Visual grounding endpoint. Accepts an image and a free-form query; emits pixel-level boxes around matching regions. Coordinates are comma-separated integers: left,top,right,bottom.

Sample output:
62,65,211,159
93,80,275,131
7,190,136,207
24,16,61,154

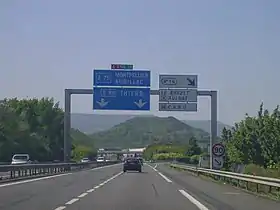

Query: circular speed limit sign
212,143,225,157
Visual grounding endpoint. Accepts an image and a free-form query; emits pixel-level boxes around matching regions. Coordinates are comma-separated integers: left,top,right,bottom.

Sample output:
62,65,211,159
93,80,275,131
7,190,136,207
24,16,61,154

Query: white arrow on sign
96,98,109,108
134,99,147,108
215,158,222,166
213,156,224,169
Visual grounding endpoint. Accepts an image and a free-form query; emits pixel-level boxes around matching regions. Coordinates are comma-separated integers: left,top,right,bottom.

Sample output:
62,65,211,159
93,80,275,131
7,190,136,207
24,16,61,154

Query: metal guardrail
170,164,280,193
0,161,120,183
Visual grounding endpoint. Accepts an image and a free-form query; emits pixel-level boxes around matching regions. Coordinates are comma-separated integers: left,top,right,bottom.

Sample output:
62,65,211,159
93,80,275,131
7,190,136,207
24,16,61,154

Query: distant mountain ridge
89,116,210,148
182,120,232,136
71,113,231,136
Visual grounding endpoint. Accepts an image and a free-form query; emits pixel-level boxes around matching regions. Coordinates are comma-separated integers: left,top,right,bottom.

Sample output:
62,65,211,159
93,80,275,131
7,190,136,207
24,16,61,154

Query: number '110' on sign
212,143,225,157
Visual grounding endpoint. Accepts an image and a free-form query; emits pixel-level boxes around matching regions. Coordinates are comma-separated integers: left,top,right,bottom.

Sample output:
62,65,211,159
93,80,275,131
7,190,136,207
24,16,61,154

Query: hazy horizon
1,0,279,125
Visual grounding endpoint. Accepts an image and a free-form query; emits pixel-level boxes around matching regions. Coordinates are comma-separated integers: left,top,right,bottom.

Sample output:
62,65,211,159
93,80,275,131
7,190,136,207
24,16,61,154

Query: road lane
0,164,122,210
1,162,278,210
156,163,280,210
64,164,202,210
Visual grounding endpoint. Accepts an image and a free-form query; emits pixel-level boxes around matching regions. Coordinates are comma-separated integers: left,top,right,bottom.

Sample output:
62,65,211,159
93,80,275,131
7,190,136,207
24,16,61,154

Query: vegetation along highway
1,1,280,209
0,96,280,209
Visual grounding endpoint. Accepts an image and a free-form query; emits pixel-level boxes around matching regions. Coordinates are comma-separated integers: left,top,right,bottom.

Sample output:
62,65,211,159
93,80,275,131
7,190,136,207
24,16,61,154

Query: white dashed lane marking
86,189,95,193
54,206,66,210
65,198,79,205
146,163,171,182
147,164,208,209
53,171,123,210
78,192,88,198
146,163,210,209
158,172,173,183
178,189,209,210
54,163,210,210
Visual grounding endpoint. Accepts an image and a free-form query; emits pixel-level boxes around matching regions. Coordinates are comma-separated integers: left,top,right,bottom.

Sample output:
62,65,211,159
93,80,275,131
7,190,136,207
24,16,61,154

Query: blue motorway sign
93,70,150,87
93,87,150,111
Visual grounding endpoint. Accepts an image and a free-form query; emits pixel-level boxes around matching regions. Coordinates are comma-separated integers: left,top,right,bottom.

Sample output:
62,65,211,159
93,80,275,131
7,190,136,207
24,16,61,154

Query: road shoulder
156,163,280,210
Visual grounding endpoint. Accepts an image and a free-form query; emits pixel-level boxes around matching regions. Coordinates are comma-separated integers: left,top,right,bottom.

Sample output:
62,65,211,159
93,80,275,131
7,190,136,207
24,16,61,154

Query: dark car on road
123,158,142,173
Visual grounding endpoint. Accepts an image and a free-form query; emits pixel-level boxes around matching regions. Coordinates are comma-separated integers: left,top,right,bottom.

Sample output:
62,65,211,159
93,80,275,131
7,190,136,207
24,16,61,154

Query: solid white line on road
0,173,72,188
53,171,123,210
54,206,66,210
178,189,209,210
65,198,79,205
224,192,240,195
0,163,120,188
158,172,173,183
78,192,88,198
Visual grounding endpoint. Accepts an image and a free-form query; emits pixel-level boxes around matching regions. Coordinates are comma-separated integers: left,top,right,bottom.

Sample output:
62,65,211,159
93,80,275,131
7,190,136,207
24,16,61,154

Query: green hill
90,116,210,148
70,128,95,148
70,128,96,160
182,120,232,135
71,113,231,136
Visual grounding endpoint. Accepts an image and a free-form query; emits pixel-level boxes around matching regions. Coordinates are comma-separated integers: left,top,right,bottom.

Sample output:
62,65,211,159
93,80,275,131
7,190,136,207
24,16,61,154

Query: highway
0,163,279,210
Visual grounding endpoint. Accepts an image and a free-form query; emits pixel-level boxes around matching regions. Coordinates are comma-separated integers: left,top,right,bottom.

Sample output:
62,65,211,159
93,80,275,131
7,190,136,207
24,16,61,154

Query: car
96,157,105,163
11,154,31,165
123,158,142,173
81,158,90,163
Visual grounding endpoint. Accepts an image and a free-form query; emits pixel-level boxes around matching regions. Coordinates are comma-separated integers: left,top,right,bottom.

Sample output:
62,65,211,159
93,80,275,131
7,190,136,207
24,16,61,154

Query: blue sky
1,0,279,125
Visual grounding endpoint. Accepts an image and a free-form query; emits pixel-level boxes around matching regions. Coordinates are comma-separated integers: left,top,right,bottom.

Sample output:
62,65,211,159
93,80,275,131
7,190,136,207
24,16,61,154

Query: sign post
212,143,225,169
63,66,218,168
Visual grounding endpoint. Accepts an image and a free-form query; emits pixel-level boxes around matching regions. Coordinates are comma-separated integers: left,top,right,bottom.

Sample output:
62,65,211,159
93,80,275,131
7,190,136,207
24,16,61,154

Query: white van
81,157,90,163
96,157,105,163
11,154,31,165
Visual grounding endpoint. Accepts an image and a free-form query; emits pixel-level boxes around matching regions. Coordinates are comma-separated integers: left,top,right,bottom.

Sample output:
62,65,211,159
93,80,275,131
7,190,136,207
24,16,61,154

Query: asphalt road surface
0,163,279,210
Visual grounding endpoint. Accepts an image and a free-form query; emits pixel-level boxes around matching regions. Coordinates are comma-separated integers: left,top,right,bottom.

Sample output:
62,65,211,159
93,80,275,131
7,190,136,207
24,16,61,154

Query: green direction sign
111,64,133,70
